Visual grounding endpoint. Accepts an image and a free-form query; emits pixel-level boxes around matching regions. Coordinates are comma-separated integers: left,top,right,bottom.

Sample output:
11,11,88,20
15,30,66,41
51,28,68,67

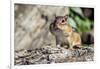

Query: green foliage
69,7,94,33
70,7,84,18
68,17,77,29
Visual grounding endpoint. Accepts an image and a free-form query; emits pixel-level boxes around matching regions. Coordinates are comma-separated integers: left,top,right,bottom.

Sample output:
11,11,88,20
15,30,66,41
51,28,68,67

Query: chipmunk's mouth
58,22,67,25
60,23,66,25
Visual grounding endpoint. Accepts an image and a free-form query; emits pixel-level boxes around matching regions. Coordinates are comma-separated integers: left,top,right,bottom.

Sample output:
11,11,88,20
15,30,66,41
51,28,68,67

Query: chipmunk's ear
64,15,69,20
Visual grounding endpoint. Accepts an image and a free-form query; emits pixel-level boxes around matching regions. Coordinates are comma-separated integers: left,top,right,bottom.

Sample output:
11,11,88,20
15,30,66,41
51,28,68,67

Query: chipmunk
49,15,82,49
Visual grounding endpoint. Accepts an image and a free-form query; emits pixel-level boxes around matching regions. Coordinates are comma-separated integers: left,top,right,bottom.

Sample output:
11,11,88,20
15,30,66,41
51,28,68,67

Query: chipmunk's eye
62,20,65,22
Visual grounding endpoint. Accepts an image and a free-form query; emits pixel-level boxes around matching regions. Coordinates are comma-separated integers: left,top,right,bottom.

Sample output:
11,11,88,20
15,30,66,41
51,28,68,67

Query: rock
15,46,94,65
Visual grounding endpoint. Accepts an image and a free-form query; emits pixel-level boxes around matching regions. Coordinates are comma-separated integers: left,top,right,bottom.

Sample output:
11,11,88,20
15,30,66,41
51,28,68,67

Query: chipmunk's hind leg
73,45,81,49
73,44,82,49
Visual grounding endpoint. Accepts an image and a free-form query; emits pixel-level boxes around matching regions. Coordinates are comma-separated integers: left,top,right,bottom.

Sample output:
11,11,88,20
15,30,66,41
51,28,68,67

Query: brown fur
50,15,82,49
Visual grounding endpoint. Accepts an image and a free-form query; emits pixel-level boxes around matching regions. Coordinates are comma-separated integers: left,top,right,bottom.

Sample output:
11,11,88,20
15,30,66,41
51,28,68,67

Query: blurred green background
68,7,94,33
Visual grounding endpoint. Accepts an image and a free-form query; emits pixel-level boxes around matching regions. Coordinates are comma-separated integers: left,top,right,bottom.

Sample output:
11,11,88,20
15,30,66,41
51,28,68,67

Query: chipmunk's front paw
57,44,61,48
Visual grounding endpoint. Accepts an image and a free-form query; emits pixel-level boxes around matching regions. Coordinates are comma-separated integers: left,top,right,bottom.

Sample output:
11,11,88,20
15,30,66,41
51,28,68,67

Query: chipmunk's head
54,15,70,31
54,15,68,26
